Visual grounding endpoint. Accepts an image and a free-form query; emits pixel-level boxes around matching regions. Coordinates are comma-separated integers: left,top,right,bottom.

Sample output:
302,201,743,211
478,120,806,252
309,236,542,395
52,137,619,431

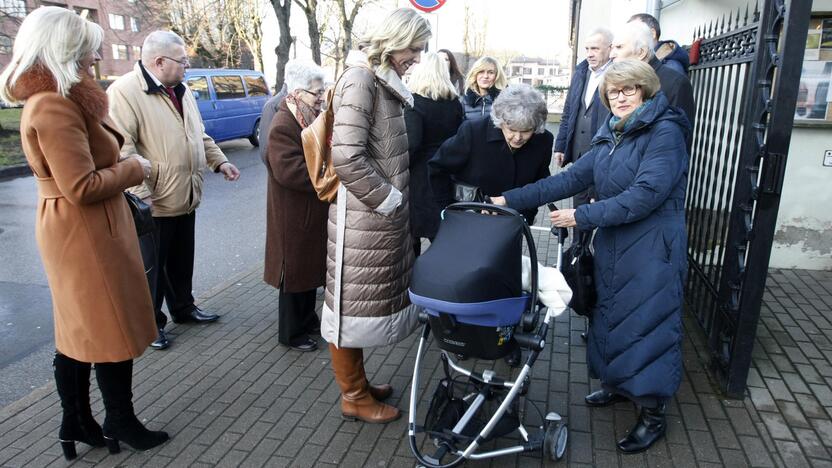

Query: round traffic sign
409,0,446,13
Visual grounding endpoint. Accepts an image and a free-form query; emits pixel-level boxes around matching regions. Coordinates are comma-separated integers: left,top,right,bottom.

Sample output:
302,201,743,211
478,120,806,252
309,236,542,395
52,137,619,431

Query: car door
185,75,215,138
243,74,271,129
210,74,248,141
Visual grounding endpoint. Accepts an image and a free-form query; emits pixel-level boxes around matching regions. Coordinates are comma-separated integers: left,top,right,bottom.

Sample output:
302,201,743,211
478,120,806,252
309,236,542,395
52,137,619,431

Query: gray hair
284,60,325,93
490,84,548,134
588,27,614,46
141,31,186,63
614,22,656,61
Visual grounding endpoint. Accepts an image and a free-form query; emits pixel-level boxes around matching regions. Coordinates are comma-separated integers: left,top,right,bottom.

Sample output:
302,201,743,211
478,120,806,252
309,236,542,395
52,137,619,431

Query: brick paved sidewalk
0,230,831,467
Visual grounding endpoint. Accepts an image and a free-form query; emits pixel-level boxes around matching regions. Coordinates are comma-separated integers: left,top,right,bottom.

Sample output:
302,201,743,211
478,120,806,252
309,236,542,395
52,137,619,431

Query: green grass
0,108,24,168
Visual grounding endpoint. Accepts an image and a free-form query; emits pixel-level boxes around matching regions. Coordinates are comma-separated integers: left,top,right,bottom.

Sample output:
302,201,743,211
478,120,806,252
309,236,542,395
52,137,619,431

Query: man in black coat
611,22,696,135
555,27,613,210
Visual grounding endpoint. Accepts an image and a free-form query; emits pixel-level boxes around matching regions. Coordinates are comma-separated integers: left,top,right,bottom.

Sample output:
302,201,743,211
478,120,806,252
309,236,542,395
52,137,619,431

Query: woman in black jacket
429,84,553,225
461,56,507,119
405,52,464,254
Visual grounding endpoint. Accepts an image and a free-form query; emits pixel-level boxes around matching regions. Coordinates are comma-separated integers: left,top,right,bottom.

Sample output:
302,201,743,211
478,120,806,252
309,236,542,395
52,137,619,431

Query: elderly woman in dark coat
263,60,327,352
491,60,690,454
429,83,553,225
405,52,464,254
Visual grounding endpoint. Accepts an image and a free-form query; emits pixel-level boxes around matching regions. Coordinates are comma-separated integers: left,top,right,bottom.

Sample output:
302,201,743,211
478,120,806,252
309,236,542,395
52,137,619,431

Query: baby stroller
407,202,570,467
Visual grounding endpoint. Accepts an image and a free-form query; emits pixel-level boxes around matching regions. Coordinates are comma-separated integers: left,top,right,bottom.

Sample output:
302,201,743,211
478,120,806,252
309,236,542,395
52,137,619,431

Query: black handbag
123,192,155,237
561,230,597,316
452,181,484,203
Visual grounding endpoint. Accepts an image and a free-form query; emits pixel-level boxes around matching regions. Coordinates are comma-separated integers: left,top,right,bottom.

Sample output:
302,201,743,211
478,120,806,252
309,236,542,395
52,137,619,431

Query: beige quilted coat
321,51,418,348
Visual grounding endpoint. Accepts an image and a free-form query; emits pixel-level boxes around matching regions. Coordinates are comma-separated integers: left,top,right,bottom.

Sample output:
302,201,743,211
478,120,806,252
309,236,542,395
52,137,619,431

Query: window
523,67,532,74
132,46,141,59
796,16,832,121
111,44,128,60
108,13,125,30
0,0,26,17
130,17,140,32
211,76,246,100
187,76,209,100
538,67,545,75
74,7,98,23
244,76,268,96
0,36,11,54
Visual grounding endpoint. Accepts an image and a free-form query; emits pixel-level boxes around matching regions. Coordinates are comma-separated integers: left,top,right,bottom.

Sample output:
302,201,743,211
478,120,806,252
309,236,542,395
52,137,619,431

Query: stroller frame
407,203,569,467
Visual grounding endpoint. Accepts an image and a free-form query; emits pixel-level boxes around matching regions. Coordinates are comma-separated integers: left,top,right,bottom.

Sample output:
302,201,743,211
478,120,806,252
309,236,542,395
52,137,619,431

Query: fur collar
345,50,414,107
9,65,109,120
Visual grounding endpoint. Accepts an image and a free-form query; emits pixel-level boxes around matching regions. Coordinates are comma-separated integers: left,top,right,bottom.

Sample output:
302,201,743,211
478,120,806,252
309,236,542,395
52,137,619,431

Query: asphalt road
0,139,267,408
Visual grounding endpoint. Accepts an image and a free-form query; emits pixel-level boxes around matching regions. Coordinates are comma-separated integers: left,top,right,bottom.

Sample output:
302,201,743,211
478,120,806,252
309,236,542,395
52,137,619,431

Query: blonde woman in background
322,7,431,424
462,56,507,119
0,7,167,459
404,52,464,255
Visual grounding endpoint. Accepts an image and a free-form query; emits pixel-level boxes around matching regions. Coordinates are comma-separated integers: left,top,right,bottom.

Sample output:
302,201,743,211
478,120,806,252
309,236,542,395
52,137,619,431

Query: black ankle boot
54,353,105,460
584,388,627,407
95,360,169,453
617,403,666,454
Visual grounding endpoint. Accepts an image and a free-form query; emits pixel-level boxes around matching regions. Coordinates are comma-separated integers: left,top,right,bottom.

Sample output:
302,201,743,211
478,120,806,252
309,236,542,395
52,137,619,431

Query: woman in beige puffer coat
321,8,431,424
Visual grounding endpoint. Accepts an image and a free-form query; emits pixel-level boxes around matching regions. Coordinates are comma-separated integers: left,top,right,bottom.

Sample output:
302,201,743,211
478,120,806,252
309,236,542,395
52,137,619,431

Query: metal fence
684,0,810,398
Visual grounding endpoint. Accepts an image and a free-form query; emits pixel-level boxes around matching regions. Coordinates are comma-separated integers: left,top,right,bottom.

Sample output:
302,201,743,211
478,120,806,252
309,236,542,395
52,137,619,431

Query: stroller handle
445,202,522,218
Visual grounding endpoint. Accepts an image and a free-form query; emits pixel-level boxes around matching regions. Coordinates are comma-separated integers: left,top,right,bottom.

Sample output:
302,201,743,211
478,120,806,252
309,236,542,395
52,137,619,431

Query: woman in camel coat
0,6,167,459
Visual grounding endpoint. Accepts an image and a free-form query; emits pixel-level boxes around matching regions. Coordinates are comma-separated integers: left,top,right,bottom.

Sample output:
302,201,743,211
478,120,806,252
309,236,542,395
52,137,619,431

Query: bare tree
461,2,487,71
270,0,292,90
293,0,321,65
226,0,266,71
166,0,241,67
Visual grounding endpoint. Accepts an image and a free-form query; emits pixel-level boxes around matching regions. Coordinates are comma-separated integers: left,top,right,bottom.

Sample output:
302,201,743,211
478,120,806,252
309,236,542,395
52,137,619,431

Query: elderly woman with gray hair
263,60,327,353
429,83,553,225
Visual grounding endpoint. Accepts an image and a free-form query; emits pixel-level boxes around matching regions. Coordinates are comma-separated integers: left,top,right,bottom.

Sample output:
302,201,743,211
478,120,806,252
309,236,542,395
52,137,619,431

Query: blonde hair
464,56,507,95
0,7,103,103
407,52,458,100
359,8,432,74
598,59,661,110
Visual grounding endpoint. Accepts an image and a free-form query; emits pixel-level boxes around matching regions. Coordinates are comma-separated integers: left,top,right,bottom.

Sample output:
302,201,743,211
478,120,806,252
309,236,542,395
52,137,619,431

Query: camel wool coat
321,51,418,348
12,67,157,363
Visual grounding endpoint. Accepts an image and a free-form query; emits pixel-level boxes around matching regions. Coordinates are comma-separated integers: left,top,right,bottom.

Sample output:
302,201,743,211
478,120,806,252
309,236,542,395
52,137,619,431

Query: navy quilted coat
503,92,689,399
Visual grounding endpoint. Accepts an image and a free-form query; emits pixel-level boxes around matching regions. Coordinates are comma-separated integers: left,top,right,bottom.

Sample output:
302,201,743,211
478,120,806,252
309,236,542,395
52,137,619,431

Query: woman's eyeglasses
301,89,325,98
606,85,640,100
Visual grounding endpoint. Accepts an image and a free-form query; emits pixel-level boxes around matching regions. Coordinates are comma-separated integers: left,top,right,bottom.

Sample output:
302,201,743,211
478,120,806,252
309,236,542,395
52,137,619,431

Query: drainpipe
646,0,661,20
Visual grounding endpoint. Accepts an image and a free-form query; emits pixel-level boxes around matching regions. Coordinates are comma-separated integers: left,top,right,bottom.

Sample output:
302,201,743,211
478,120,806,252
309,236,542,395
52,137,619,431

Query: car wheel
248,119,260,147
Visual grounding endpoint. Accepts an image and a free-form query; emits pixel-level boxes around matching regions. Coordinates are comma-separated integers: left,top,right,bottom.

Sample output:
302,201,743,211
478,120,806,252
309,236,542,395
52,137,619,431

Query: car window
211,75,246,100
186,76,208,99
244,76,269,97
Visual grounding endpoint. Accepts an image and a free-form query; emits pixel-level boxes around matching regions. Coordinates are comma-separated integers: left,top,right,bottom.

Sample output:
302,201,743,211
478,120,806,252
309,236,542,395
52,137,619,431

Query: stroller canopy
410,209,524,304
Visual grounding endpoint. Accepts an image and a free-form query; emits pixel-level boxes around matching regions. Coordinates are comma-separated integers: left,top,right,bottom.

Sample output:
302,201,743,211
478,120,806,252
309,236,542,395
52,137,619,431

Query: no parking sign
409,0,446,13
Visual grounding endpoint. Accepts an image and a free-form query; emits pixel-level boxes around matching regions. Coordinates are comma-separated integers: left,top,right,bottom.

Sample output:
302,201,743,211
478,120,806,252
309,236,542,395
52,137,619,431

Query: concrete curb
0,164,30,181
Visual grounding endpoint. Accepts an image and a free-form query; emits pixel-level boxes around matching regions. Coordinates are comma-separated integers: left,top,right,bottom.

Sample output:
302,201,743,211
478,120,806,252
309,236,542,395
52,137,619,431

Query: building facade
1,0,163,78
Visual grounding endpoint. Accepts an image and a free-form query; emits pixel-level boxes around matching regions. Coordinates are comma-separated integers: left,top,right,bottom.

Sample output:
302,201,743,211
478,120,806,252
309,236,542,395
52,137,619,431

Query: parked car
184,69,271,146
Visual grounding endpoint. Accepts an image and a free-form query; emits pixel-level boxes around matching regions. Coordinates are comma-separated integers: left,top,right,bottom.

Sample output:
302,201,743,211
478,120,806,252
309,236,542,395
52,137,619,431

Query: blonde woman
0,7,167,459
462,56,507,119
323,7,431,424
404,52,464,254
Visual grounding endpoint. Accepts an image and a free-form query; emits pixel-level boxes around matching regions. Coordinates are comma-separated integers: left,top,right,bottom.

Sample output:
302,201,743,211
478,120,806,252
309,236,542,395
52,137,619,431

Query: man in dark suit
554,28,613,211
611,22,696,134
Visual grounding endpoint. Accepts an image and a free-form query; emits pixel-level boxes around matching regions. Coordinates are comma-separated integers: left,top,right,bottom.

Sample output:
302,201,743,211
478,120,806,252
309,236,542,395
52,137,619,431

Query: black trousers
278,288,320,345
153,212,196,328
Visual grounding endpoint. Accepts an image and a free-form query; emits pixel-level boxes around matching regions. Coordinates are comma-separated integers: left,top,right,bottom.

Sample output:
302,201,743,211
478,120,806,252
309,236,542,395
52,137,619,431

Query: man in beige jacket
108,31,240,350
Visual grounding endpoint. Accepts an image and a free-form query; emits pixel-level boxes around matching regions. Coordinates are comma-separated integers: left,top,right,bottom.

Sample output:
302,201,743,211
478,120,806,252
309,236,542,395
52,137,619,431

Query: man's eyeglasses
161,56,190,66
606,85,640,100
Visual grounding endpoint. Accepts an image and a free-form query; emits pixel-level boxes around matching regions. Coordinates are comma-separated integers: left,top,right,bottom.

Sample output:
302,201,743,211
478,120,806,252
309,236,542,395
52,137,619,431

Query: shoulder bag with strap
301,66,377,203
561,229,597,316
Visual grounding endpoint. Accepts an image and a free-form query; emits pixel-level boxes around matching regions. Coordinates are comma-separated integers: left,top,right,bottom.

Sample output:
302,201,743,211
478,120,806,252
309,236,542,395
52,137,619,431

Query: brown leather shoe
368,383,393,402
329,344,400,423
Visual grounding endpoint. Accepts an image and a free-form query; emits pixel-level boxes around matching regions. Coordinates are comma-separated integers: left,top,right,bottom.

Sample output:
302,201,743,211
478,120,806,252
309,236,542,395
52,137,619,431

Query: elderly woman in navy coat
491,60,690,454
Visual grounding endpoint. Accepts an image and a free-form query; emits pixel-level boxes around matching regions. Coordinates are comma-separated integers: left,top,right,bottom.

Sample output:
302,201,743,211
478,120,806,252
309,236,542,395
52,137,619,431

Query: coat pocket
103,198,118,237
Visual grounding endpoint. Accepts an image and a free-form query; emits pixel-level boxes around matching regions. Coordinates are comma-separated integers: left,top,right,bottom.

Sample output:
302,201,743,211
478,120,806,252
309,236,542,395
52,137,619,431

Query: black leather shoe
149,329,170,350
585,389,627,407
617,403,666,454
288,336,318,352
171,307,219,324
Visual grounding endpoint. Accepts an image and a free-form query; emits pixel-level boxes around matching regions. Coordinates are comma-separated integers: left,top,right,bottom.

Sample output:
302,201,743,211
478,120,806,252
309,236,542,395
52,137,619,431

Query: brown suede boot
357,349,393,402
329,344,400,423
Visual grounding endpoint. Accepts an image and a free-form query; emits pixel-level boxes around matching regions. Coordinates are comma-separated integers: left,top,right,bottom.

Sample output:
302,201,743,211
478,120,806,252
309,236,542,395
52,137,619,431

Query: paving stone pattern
0,231,830,467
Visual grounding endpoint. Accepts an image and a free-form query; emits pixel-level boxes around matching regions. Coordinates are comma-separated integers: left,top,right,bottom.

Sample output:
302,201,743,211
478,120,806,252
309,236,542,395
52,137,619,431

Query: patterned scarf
608,98,653,143
284,92,319,129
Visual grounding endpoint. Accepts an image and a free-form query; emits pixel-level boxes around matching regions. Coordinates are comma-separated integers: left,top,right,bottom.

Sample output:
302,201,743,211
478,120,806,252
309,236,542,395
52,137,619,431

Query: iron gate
684,0,811,398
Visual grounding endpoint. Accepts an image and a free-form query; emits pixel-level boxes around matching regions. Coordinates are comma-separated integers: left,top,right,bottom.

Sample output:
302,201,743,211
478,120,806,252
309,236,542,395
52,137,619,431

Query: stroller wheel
544,422,568,461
